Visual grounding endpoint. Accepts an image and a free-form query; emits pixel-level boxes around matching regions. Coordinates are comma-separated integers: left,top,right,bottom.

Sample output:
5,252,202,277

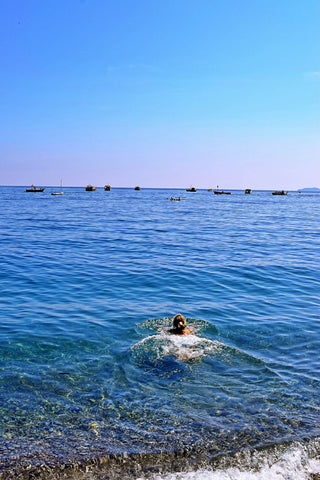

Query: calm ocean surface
0,186,320,479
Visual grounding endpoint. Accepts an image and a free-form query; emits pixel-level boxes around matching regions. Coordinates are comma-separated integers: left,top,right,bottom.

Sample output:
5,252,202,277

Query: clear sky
1,0,319,189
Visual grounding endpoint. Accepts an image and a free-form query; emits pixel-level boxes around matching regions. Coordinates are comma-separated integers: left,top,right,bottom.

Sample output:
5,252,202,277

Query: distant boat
134,186,141,191
272,190,288,195
213,185,231,195
208,188,213,192
245,189,252,194
25,185,45,192
85,185,97,191
104,184,111,191
186,187,197,192
51,180,64,196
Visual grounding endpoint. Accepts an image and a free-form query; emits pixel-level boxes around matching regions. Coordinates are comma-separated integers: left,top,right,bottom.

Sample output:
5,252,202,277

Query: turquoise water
0,187,320,479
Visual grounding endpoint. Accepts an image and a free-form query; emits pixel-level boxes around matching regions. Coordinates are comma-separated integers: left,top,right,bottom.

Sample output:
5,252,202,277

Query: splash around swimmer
167,314,193,335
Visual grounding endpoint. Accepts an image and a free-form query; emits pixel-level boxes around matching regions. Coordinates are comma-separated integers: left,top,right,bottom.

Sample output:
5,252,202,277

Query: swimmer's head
172,314,187,331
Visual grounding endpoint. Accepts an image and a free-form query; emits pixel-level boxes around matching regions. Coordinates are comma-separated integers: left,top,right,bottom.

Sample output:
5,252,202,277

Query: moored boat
51,180,64,196
25,185,45,192
245,189,252,194
186,187,197,192
272,190,288,195
134,186,141,191
104,184,111,191
85,185,97,191
213,185,231,194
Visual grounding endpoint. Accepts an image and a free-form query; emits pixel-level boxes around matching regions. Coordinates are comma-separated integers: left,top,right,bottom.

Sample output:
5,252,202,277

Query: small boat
85,185,97,191
272,190,288,195
51,180,64,196
134,186,141,191
25,185,45,192
208,188,213,192
186,187,197,192
213,185,231,195
245,189,252,194
104,184,111,191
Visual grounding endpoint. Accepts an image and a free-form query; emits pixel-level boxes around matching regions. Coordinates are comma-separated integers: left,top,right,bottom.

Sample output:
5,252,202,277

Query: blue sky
1,0,319,189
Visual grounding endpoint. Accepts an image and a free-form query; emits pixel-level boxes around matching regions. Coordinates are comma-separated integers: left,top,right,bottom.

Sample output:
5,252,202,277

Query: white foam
137,446,320,480
132,331,223,362
161,334,222,361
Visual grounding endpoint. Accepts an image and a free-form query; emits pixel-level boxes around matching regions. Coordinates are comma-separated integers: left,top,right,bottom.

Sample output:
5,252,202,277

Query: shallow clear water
0,187,319,478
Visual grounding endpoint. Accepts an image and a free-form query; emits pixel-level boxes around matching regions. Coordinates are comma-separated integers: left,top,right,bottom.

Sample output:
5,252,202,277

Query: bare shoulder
184,327,194,335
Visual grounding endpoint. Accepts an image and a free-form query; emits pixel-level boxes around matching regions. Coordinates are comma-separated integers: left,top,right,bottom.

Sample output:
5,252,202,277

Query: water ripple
0,187,320,474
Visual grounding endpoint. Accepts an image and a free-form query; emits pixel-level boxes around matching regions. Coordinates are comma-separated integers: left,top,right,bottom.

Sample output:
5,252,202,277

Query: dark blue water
0,187,320,479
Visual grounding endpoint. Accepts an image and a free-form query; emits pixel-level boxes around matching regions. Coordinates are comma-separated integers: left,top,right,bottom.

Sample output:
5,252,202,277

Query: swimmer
167,314,193,335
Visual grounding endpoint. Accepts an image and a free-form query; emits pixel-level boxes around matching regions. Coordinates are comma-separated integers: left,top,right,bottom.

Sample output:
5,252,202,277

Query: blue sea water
0,186,320,479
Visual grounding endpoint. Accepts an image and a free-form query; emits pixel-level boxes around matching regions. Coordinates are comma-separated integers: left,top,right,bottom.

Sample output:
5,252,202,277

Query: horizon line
1,185,319,191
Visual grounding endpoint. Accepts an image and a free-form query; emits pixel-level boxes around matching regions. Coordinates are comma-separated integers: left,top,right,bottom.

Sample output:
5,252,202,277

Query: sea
0,186,319,480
